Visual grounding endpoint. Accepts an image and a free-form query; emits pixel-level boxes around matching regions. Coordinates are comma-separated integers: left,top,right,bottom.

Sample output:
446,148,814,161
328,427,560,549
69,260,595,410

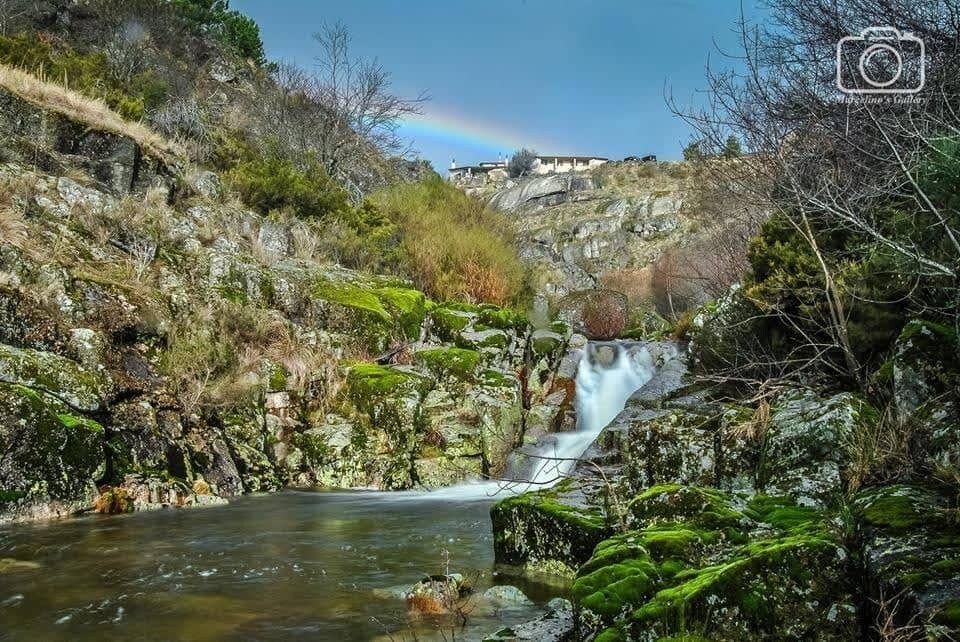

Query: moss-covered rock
0,343,108,411
892,319,959,420
414,347,482,381
854,484,960,639
430,304,477,342
631,531,856,640
491,478,610,582
375,286,428,339
0,383,104,515
760,389,878,507
575,487,855,641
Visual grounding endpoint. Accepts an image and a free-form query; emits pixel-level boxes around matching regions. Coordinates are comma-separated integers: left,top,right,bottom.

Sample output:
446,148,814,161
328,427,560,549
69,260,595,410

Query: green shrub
224,154,350,220
368,176,529,306
172,0,266,64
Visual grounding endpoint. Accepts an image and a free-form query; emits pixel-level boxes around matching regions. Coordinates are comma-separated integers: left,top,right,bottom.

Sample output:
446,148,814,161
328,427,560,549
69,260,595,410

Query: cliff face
482,163,742,321
0,84,571,524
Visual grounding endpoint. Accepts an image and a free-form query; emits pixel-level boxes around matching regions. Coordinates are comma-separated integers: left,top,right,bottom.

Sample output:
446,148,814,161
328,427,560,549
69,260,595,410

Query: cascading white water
384,341,658,502
523,342,655,486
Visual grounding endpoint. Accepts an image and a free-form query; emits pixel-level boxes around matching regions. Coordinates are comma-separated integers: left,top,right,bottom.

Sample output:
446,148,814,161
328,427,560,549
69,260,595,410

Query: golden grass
0,64,182,160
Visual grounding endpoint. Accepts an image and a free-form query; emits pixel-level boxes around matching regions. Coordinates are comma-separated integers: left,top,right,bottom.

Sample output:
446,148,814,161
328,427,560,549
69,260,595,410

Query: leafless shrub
104,24,149,84
129,235,157,281
873,588,926,642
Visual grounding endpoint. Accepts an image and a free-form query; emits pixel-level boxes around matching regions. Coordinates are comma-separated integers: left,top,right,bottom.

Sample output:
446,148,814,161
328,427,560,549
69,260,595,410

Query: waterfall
522,341,656,485
385,341,658,502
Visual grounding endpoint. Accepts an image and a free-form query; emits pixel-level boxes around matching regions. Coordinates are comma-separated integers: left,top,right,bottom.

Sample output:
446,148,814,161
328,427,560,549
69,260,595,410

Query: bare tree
670,0,960,384
508,148,538,177
312,22,427,194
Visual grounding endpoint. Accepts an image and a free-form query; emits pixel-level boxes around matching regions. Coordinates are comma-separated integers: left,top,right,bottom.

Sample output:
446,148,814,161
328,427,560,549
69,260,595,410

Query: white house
448,154,608,183
532,155,608,174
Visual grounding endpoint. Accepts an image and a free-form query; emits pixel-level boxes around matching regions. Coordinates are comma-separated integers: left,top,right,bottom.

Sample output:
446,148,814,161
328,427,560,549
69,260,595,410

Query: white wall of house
532,157,608,174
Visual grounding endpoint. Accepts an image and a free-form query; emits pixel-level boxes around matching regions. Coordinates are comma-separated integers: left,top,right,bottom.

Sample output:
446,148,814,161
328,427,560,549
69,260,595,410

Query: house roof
537,155,609,162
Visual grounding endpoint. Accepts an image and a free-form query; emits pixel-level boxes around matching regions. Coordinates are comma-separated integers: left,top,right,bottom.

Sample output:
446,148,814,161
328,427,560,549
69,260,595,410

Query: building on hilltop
448,154,608,184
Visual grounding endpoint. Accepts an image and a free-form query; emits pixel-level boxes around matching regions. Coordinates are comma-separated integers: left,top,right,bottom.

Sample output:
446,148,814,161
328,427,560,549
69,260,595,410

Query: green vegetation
172,0,266,64
0,33,167,120
224,154,351,220
368,176,529,306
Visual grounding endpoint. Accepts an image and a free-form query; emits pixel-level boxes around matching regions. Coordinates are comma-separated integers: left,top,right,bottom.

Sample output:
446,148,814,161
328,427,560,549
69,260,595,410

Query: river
1,341,662,641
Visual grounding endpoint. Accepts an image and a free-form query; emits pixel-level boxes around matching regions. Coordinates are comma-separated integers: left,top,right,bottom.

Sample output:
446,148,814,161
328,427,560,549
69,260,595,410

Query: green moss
345,363,432,419
857,486,925,530
57,413,104,434
313,280,392,322
935,599,960,626
632,533,842,632
268,365,288,392
0,344,106,412
375,287,428,338
629,485,745,531
595,628,626,642
745,496,822,531
478,369,515,388
477,306,527,331
414,347,482,381
430,306,474,341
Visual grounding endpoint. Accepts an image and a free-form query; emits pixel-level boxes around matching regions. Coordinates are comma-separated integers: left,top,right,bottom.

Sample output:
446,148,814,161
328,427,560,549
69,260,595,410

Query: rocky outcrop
483,165,695,307
0,151,572,522
0,87,173,196
488,174,595,212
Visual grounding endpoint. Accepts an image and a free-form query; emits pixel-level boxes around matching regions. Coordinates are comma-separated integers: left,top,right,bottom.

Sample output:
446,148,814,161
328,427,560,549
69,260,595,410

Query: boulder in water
405,573,471,616
481,585,534,607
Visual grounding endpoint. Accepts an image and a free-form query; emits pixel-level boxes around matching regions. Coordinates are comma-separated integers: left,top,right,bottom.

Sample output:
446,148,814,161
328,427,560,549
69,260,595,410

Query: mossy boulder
311,277,429,351
375,286,429,339
345,364,433,489
414,347,482,381
0,343,108,411
892,319,959,420
760,389,878,507
631,531,856,640
491,479,610,582
576,487,855,641
854,484,960,638
430,304,478,342
627,484,748,533
603,407,720,492
0,383,104,512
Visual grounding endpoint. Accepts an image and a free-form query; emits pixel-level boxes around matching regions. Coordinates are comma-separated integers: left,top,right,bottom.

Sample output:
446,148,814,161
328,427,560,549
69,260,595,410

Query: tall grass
368,176,528,306
0,63,180,159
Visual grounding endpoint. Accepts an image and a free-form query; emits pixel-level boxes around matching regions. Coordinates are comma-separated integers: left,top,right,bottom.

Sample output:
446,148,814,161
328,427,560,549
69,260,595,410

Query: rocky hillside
479,162,756,320
0,78,571,524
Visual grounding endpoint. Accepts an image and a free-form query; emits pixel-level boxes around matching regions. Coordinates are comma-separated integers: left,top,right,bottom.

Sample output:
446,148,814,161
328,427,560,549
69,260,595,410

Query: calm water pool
0,490,555,641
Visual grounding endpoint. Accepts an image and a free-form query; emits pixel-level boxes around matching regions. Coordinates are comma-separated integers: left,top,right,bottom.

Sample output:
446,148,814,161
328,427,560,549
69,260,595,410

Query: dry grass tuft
0,64,182,160
844,403,915,493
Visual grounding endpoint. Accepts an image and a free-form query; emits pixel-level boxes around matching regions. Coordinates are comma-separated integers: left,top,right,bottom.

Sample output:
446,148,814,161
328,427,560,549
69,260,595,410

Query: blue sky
233,0,763,171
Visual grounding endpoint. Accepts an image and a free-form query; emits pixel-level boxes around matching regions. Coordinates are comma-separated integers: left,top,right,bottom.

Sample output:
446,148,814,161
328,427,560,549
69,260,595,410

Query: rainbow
398,106,560,161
